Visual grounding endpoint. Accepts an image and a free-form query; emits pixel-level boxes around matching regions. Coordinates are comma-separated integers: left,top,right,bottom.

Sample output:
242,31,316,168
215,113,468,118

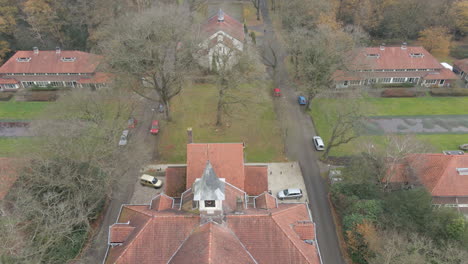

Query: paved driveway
260,1,345,263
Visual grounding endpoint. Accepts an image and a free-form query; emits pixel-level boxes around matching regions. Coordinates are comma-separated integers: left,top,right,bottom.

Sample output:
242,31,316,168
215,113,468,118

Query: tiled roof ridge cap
271,203,304,216
122,204,153,217
224,222,259,264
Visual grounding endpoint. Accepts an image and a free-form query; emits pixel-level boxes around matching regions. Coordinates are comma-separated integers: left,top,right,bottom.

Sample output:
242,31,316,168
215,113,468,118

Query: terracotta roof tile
150,194,174,211
78,72,112,83
165,167,187,197
168,222,256,264
202,13,244,41
109,224,136,244
423,68,458,80
454,59,468,73
186,143,245,190
293,222,316,240
349,46,443,70
254,192,277,209
388,154,468,197
244,165,268,195
0,50,102,74
0,78,19,84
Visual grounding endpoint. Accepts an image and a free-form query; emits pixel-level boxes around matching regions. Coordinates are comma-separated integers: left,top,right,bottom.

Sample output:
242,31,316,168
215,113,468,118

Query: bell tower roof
193,161,225,201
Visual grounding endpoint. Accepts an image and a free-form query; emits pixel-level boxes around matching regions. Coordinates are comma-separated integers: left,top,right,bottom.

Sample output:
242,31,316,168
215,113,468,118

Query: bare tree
323,100,363,159
250,0,261,20
261,42,279,81
298,25,354,110
211,46,261,126
96,4,197,121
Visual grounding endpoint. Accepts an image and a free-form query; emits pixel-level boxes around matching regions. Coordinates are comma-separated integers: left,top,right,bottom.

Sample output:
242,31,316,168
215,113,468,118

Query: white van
140,174,163,189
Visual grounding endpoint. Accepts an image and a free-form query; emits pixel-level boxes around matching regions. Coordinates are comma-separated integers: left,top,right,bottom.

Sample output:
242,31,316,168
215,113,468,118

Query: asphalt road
80,97,160,263
260,1,346,263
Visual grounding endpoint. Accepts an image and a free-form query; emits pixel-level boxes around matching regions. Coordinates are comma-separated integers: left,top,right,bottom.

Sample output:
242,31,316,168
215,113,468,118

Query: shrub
0,92,14,101
25,91,59,101
430,88,468,96
381,89,417,97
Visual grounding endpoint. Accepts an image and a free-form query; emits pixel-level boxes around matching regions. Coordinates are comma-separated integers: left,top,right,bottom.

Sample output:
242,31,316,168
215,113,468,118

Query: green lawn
0,137,41,157
0,101,50,120
158,82,285,163
311,97,468,156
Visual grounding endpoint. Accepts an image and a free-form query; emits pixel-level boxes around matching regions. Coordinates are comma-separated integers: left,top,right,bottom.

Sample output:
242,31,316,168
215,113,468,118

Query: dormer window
366,54,380,58
410,53,423,58
61,57,76,62
16,57,31,62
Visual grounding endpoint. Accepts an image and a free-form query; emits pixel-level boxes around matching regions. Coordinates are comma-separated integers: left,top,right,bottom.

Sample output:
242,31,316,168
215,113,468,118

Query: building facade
198,9,245,70
453,58,468,84
0,47,110,91
334,44,458,88
104,143,322,264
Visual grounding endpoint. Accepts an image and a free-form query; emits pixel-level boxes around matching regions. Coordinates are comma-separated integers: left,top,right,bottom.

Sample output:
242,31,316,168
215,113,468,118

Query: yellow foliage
452,0,468,35
0,0,18,34
418,26,451,57
317,12,342,30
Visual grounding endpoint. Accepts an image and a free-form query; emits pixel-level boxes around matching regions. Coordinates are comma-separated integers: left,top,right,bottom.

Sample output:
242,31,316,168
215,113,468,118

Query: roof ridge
224,223,258,264
271,204,316,263
122,204,153,217
271,203,304,216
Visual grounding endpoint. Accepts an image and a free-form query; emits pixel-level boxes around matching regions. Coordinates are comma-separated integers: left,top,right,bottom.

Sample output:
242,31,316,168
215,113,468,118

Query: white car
313,136,324,151
277,188,303,200
118,130,129,146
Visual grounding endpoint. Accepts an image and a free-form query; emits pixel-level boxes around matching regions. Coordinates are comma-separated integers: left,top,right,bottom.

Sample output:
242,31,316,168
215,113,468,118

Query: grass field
311,97,468,156
0,137,41,157
0,101,50,120
158,82,285,163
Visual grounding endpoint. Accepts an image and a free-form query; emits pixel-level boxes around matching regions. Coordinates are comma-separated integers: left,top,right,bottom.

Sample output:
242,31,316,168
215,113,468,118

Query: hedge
430,88,468,97
381,88,417,97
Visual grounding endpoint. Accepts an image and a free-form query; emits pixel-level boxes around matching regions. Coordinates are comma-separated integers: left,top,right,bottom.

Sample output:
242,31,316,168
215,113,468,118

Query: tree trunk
256,0,261,20
216,88,224,126
164,100,171,121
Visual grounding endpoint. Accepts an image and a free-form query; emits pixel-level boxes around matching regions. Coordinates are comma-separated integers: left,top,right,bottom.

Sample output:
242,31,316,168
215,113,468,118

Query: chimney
33,47,39,55
217,8,224,22
380,43,385,51
401,42,407,50
56,46,61,54
187,127,193,144
235,196,244,214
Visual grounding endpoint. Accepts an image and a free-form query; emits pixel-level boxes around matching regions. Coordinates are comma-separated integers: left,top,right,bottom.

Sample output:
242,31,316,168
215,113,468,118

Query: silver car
277,188,303,200
118,130,129,146
313,136,325,151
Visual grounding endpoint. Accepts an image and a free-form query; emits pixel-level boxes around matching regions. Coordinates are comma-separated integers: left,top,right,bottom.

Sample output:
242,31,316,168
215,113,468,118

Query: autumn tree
450,0,468,36
0,0,17,35
418,26,451,57
250,0,261,20
96,4,197,121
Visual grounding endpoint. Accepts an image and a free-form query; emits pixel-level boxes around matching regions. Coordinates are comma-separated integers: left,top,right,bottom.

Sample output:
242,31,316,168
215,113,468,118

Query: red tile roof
244,165,268,195
109,224,136,244
164,167,187,197
78,72,112,83
0,50,102,74
348,46,443,70
168,222,256,264
454,59,468,73
293,222,316,240
105,203,320,264
0,78,19,84
150,194,173,211
202,12,245,42
0,158,20,200
186,143,245,190
254,192,277,209
423,68,458,80
388,154,468,197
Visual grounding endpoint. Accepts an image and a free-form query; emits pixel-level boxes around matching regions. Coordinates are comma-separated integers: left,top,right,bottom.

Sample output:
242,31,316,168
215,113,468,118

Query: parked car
277,188,303,200
118,130,129,146
140,174,163,189
128,117,137,129
460,144,468,151
298,96,307,105
150,120,159,134
273,88,281,97
313,136,324,151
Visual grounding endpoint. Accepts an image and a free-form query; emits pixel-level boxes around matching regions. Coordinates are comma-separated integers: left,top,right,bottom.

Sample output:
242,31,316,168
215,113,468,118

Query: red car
273,88,281,97
127,117,137,129
150,120,159,134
